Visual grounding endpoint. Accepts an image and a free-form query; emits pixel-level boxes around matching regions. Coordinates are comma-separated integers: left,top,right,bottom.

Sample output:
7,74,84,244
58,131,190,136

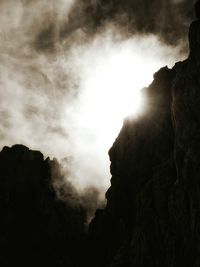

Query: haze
0,0,192,196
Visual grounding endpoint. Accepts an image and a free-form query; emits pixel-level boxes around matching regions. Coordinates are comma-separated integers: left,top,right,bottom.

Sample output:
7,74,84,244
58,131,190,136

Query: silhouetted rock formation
0,145,85,267
84,4,200,267
195,0,200,19
1,3,200,267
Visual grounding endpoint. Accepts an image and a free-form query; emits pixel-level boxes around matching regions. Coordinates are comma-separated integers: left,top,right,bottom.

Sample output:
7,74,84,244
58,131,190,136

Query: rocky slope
0,145,86,267
85,3,200,267
1,2,200,267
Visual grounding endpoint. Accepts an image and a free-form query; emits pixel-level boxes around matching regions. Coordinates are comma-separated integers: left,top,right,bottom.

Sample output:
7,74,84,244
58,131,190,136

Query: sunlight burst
62,34,180,189
76,46,159,149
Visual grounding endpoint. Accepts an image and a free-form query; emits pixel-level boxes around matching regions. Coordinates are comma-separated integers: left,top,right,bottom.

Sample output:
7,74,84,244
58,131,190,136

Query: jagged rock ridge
85,2,200,267
0,145,86,267
1,2,200,267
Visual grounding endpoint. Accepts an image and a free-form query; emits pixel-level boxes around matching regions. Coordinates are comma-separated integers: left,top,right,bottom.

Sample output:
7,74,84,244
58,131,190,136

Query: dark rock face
85,12,200,267
0,145,85,267
85,66,177,267
1,4,200,267
195,0,200,19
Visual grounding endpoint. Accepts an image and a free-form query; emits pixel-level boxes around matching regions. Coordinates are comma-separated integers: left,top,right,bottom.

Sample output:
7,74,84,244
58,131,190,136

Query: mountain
0,145,86,267
84,3,200,267
1,2,200,267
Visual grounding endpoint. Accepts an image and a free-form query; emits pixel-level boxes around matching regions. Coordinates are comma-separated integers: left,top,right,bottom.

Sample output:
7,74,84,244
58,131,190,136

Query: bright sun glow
78,50,147,148
62,33,180,190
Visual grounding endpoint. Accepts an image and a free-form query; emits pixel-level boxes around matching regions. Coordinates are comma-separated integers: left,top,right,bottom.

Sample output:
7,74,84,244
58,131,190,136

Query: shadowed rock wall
85,4,200,267
1,3,200,267
0,145,85,267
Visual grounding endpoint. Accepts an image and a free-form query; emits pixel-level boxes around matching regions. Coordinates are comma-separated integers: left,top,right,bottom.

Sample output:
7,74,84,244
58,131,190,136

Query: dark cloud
85,0,196,44
32,0,196,54
35,23,57,52
0,0,195,200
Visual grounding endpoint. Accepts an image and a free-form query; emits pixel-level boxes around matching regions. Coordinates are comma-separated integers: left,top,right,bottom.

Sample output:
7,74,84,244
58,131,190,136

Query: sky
0,0,196,199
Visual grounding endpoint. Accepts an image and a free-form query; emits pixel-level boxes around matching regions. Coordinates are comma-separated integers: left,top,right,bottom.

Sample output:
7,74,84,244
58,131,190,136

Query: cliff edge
85,3,200,267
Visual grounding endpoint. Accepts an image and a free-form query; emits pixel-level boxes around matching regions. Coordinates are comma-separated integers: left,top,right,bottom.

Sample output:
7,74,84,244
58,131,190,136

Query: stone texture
84,14,200,267
1,4,200,267
195,0,200,19
0,145,85,267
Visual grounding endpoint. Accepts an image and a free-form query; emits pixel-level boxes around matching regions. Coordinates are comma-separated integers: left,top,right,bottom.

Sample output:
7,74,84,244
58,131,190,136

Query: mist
0,0,192,200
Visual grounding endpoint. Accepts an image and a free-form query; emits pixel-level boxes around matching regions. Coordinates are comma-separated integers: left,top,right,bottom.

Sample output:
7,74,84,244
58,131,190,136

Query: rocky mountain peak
85,2,200,266
1,2,200,267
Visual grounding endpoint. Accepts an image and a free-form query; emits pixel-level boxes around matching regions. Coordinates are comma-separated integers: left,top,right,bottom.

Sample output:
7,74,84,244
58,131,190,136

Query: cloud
83,0,196,46
0,0,192,204
50,157,106,221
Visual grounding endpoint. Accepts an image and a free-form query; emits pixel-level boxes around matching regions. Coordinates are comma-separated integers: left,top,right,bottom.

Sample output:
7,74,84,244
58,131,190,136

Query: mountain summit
1,2,200,267
85,3,200,266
